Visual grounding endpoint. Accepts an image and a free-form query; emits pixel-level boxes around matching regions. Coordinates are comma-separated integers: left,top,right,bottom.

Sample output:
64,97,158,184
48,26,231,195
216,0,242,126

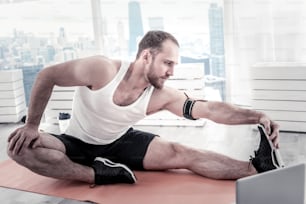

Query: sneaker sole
258,124,285,168
94,157,137,183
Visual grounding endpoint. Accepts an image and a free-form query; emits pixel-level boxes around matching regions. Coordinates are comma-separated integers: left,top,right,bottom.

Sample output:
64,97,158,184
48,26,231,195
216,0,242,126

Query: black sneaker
92,157,136,185
250,125,284,173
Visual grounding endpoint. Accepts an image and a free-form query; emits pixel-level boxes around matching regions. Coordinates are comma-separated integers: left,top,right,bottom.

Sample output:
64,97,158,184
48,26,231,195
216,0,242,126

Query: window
223,0,306,105
0,0,226,105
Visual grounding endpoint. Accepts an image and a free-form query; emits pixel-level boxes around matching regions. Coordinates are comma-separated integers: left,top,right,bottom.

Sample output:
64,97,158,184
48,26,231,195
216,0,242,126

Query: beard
147,63,165,89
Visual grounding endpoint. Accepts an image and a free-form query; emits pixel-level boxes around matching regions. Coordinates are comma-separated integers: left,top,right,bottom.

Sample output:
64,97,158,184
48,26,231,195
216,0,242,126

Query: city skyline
0,0,225,104
0,0,221,63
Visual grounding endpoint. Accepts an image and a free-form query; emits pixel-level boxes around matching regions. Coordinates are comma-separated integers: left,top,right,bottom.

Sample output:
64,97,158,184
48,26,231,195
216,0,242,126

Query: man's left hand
259,116,280,148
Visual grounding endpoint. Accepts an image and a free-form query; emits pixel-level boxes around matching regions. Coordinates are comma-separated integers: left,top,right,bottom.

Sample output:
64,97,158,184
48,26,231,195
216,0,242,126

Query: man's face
146,40,179,89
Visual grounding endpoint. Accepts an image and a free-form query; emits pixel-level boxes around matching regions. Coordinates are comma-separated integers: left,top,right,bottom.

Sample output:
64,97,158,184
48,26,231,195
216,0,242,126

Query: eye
165,61,173,66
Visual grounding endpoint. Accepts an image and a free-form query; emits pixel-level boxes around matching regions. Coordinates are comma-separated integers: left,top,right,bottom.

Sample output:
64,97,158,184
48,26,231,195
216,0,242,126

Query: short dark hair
136,30,179,59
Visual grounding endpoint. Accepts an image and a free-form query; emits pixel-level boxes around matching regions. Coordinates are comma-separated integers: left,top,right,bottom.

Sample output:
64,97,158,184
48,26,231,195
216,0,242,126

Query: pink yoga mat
0,160,235,204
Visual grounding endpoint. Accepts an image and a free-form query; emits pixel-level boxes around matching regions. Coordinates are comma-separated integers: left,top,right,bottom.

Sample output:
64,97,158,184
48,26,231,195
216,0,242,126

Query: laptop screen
236,163,306,204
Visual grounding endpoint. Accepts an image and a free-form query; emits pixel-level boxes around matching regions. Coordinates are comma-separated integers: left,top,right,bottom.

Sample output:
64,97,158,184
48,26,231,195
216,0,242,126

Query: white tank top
65,61,154,144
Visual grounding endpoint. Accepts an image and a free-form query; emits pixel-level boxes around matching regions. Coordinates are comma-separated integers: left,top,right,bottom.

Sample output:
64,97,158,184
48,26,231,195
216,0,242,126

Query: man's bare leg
143,137,257,179
7,133,95,183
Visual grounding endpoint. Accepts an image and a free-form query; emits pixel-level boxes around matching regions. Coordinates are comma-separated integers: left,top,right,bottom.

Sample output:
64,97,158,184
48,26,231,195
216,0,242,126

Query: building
128,1,143,57
208,3,226,100
208,3,225,77
17,64,44,106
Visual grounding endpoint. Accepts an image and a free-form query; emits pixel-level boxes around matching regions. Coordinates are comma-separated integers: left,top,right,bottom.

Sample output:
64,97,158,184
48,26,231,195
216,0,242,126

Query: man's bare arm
161,88,280,147
192,100,280,147
8,56,116,154
192,101,263,125
26,57,99,124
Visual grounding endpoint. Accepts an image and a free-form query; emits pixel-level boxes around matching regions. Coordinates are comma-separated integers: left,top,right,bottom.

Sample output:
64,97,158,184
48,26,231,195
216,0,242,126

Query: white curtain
224,0,306,105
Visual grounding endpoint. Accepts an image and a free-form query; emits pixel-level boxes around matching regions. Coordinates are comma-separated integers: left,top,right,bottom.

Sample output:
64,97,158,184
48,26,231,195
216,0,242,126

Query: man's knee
7,144,17,160
166,142,192,164
170,142,190,156
7,145,35,167
7,147,13,160
7,145,65,169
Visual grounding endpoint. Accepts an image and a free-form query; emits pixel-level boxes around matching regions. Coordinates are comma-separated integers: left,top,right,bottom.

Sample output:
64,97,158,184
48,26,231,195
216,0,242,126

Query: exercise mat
0,160,235,204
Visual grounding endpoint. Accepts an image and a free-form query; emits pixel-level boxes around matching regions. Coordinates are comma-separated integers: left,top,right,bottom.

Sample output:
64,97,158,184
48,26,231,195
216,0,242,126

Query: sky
0,0,93,38
0,0,215,41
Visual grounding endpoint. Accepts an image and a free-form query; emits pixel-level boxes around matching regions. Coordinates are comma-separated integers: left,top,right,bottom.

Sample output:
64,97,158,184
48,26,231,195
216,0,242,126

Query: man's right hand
8,125,42,155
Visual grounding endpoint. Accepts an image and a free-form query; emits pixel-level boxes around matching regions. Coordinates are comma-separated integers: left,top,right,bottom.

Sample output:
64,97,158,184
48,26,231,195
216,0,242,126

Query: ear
142,50,151,63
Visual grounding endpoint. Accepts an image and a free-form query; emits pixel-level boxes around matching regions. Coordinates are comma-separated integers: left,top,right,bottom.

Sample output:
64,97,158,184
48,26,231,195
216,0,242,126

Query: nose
167,66,174,76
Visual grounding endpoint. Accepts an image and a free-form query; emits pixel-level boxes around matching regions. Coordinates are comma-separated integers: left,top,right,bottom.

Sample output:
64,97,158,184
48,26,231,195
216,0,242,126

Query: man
8,30,280,185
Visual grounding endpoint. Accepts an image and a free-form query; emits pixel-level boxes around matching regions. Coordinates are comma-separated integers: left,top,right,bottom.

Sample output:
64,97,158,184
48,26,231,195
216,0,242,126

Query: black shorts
52,128,156,170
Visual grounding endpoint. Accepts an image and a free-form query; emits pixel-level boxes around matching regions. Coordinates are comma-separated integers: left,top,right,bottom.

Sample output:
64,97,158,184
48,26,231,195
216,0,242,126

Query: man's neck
124,61,150,91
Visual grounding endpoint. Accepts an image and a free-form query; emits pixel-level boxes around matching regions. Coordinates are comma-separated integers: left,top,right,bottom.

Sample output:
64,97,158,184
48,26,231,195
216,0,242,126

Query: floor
0,121,306,203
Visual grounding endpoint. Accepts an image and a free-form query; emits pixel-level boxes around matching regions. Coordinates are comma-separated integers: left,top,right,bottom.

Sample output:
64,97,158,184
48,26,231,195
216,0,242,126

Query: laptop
236,163,306,204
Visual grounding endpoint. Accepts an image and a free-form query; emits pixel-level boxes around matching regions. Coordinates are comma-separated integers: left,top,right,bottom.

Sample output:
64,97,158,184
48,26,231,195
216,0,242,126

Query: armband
182,93,207,120
183,97,197,120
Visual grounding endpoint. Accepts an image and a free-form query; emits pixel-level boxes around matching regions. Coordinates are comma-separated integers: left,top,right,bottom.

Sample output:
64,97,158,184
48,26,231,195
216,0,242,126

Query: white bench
43,86,75,125
0,70,26,123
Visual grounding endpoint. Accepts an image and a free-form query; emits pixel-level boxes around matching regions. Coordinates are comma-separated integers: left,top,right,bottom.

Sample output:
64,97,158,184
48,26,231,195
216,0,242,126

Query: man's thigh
39,132,66,153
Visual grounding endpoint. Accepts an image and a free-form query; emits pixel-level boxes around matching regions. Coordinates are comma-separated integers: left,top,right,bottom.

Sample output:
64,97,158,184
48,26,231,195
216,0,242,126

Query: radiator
251,63,306,132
